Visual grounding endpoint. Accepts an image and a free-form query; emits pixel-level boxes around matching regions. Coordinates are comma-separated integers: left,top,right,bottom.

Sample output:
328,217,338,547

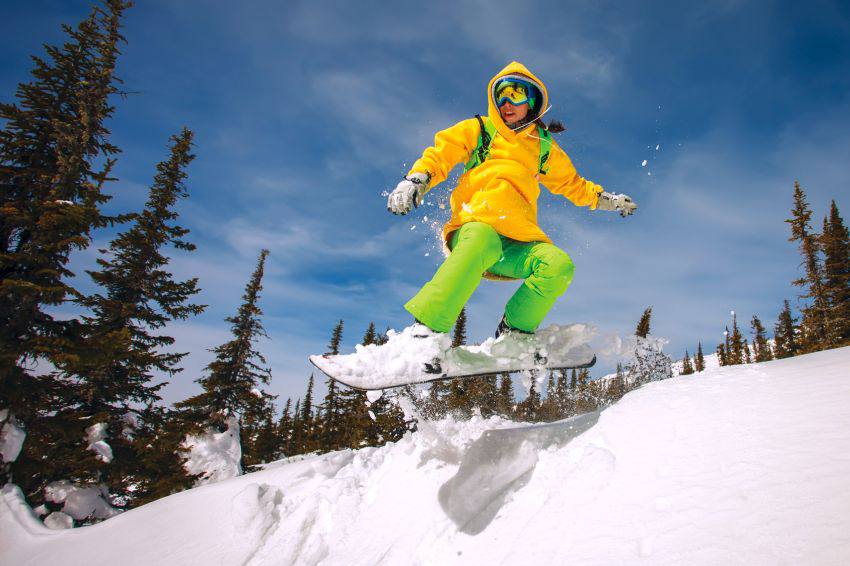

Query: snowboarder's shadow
438,410,601,535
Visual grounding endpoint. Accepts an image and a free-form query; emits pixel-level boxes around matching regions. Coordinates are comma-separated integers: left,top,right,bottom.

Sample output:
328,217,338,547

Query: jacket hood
487,61,549,139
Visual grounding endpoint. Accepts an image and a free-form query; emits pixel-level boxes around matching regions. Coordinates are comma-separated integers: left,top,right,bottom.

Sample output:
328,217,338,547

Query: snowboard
309,323,597,391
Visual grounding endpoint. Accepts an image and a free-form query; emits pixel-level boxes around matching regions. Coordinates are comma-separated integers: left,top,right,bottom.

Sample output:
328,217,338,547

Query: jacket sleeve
407,118,480,188
541,142,603,209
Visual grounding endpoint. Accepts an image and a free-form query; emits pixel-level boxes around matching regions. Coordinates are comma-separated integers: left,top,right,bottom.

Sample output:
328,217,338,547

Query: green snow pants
404,222,575,334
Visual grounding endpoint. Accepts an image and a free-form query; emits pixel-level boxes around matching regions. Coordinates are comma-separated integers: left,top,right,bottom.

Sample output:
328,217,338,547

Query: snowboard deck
309,343,597,391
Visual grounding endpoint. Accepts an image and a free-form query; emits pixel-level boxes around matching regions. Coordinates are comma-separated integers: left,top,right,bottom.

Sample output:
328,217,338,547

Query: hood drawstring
519,104,555,142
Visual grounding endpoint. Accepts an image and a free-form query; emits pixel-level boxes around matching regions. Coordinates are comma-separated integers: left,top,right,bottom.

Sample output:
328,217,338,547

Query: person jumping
387,61,636,340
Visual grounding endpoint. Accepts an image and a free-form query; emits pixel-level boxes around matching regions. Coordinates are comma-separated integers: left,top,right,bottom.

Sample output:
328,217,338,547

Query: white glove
387,172,430,215
596,191,637,217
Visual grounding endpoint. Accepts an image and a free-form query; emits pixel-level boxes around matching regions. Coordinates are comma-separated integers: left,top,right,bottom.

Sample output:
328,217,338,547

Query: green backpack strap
464,115,496,173
463,116,552,176
537,124,552,176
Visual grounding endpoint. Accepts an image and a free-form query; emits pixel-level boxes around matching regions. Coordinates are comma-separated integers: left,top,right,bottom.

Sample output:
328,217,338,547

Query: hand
387,172,430,215
596,191,637,217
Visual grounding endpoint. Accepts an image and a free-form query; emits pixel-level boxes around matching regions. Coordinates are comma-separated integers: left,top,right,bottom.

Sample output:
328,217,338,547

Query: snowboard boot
413,319,446,374
495,315,547,365
495,314,533,339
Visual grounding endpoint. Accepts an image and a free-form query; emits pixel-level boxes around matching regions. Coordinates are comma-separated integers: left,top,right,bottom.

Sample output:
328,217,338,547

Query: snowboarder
387,61,636,339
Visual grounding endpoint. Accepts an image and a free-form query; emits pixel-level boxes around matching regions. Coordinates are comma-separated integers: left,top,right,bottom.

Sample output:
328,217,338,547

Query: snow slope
3,347,850,565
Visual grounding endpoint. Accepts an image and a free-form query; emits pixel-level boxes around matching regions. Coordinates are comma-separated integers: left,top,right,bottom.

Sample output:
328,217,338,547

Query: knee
455,222,502,264
534,246,575,292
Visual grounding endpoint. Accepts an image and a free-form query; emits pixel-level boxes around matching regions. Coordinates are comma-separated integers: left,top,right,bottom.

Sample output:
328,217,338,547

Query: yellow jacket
408,61,603,246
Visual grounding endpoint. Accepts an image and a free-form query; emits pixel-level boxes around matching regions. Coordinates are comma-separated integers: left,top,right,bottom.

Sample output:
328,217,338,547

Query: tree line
676,182,849,373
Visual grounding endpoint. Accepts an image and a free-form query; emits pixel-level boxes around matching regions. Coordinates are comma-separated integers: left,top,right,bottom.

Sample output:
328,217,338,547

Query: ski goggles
494,78,536,108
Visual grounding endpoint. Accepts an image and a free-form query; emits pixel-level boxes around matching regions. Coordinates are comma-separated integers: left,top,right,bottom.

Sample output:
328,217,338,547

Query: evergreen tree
716,342,727,367
821,201,850,346
538,371,559,421
680,351,694,375
575,369,598,414
751,315,773,362
773,300,799,359
278,398,292,455
497,374,515,417
336,324,377,449
694,342,706,372
743,338,752,364
446,308,469,415
728,313,745,365
0,0,130,488
606,363,626,402
327,320,344,355
289,399,303,454
176,250,274,435
786,181,829,350
555,370,569,418
517,380,541,422
635,307,652,338
300,374,315,452
318,320,343,451
130,405,200,507
52,129,203,505
241,400,280,468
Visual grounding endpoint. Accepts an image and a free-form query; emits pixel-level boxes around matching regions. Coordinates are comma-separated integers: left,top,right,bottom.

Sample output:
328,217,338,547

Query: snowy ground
3,347,850,565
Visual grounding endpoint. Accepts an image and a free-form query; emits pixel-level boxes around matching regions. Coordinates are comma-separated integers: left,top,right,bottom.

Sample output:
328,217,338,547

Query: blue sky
3,0,849,407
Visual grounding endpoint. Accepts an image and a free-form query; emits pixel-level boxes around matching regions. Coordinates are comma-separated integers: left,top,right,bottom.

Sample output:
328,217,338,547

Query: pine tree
751,315,773,362
773,300,799,359
680,351,694,375
445,308,469,415
176,250,274,436
555,370,569,418
575,369,598,414
728,313,745,365
51,129,203,505
278,398,293,456
821,201,850,346
130,405,200,507
694,342,706,372
300,374,315,453
517,380,541,422
318,320,343,451
716,342,727,367
786,181,829,351
289,399,303,454
336,324,377,449
538,371,559,421
327,320,344,355
606,363,626,402
0,0,131,489
241,399,280,468
635,307,652,338
497,374,515,417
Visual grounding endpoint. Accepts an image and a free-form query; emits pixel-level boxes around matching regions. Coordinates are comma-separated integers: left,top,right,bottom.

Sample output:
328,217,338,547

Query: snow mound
183,416,243,486
0,410,26,463
3,347,850,565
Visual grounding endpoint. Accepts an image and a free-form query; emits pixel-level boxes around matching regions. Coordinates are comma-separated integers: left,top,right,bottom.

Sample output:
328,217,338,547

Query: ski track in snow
3,348,850,565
